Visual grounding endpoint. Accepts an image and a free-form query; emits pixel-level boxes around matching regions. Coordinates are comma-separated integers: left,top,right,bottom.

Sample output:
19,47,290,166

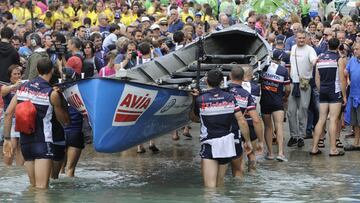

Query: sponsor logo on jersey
113,84,158,126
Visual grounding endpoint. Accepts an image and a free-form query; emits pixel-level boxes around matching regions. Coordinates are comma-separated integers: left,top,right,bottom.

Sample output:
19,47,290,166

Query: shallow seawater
1,124,360,203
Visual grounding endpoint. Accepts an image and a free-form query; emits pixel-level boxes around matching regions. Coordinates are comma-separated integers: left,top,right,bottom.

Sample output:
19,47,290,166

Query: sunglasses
248,22,255,24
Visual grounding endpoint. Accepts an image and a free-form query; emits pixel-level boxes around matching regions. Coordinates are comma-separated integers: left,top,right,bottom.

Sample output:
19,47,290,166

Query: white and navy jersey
16,77,54,144
242,81,261,126
316,51,341,94
260,62,290,106
194,87,241,142
228,83,256,131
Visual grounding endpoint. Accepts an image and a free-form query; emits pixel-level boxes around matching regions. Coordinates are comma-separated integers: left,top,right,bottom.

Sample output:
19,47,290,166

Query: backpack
15,100,37,135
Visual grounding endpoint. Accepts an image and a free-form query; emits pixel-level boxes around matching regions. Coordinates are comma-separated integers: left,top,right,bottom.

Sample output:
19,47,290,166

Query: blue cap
195,12,202,17
115,12,121,19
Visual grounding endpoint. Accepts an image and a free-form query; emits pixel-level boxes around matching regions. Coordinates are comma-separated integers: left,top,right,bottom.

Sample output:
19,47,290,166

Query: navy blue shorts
21,142,54,161
200,144,233,165
260,103,283,114
65,131,84,149
53,144,66,161
319,91,342,103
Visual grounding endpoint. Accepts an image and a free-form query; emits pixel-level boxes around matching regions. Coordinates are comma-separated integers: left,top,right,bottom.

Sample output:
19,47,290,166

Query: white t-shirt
309,0,319,12
290,44,317,83
102,33,118,50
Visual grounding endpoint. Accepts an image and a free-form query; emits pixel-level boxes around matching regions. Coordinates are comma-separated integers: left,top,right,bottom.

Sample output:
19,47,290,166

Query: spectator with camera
116,40,138,70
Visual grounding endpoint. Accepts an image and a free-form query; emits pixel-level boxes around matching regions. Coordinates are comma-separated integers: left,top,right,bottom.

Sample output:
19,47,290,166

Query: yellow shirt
21,7,42,22
104,8,114,23
53,11,70,23
10,7,25,24
121,13,137,26
38,13,55,27
181,12,194,23
86,11,98,25
72,8,84,29
64,7,75,19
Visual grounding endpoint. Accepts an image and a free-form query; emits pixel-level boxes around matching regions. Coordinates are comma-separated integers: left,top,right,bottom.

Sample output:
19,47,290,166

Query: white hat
150,24,160,30
141,16,150,22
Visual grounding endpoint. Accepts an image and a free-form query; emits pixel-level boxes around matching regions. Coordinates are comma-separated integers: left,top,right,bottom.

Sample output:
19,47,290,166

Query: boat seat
159,84,180,89
206,54,255,60
187,63,253,71
172,71,206,78
161,78,193,84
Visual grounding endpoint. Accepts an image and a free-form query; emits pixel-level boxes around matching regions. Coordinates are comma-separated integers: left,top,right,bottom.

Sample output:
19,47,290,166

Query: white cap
150,24,160,30
141,16,150,22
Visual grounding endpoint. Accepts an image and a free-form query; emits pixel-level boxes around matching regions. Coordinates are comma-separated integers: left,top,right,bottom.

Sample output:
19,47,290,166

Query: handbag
295,47,310,90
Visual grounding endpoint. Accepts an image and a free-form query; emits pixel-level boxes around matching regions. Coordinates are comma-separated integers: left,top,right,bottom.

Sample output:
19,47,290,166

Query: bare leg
34,159,52,189
201,159,219,188
231,155,244,178
51,160,64,179
311,103,329,153
216,164,228,187
262,114,274,157
66,147,82,177
137,144,145,153
248,155,256,173
354,126,360,146
24,161,35,187
171,130,179,140
14,138,24,166
329,103,342,154
272,111,285,157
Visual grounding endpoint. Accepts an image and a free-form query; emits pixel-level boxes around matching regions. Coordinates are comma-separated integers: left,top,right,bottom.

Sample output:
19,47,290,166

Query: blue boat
62,79,192,153
60,24,271,153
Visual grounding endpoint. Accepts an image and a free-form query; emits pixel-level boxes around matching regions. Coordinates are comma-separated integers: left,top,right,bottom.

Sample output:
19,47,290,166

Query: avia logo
113,84,158,126
64,85,88,117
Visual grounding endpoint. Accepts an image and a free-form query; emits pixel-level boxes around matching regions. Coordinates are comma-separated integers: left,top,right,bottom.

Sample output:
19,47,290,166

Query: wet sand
1,123,360,202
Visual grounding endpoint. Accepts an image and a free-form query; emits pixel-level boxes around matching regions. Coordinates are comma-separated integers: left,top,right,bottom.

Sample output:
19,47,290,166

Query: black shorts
53,144,66,161
261,103,283,115
21,142,54,161
235,142,243,157
65,131,85,149
200,144,233,165
319,91,342,103
235,126,257,143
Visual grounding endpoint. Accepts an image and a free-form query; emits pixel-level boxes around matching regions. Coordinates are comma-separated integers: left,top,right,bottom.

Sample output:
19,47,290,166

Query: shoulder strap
294,46,301,78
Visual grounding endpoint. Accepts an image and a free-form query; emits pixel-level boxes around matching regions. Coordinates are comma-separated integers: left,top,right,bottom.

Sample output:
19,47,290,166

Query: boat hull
62,78,192,153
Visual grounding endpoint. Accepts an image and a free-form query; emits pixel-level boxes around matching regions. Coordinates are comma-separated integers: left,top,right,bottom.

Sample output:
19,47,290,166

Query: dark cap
275,34,286,44
272,49,284,61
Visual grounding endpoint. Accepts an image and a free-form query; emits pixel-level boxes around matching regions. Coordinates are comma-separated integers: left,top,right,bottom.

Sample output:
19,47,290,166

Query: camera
54,42,67,56
45,11,52,18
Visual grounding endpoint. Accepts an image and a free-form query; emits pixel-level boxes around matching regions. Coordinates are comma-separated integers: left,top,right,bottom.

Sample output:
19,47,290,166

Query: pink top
98,66,116,77
36,2,48,14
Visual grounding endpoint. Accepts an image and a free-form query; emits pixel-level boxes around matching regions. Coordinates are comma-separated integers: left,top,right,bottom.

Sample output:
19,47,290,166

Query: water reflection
1,125,360,202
